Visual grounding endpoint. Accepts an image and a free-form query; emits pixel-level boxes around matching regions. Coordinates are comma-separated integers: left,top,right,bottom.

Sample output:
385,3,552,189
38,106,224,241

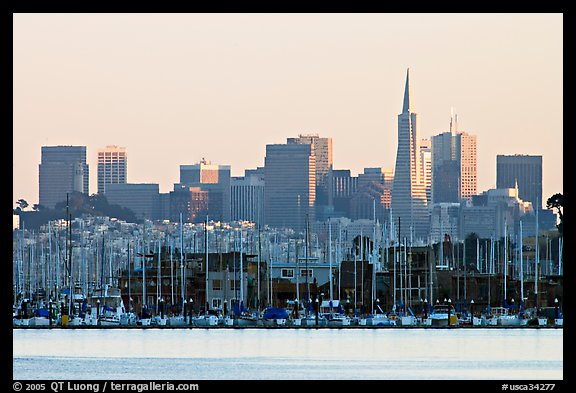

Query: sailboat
193,216,219,327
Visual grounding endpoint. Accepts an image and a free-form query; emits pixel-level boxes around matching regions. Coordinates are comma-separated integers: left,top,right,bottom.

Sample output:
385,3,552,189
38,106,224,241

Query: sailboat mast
305,215,310,309
205,216,209,311
239,223,244,308
535,199,539,308
504,219,507,306
329,221,333,303
519,221,524,311
179,213,184,316
257,226,261,310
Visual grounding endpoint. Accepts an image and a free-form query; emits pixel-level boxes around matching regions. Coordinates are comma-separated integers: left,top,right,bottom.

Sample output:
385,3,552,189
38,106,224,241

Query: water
13,328,562,380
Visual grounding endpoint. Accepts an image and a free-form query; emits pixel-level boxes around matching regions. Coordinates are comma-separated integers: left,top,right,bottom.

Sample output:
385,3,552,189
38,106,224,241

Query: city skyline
13,13,563,208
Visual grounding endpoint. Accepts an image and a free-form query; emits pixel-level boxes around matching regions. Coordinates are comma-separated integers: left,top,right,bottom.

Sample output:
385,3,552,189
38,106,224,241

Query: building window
212,298,222,309
300,269,313,278
281,268,294,278
230,280,240,291
212,279,222,291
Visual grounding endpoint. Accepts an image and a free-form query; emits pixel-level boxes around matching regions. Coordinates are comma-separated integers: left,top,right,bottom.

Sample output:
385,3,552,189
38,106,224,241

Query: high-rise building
97,145,127,194
420,139,432,205
390,69,429,240
104,183,160,220
287,134,333,211
231,171,265,226
264,143,316,232
179,159,231,222
496,155,542,210
431,113,477,204
39,146,89,209
331,169,358,218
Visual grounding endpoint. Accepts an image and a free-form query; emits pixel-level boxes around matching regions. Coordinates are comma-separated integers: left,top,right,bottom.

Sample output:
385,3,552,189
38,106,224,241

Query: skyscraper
431,113,478,204
97,145,127,194
287,134,333,215
496,155,542,210
178,159,231,222
39,146,89,209
390,69,429,240
420,139,432,205
264,143,316,232
231,171,265,226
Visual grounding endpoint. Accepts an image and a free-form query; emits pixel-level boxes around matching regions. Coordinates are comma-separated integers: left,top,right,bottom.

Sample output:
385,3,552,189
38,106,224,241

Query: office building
231,172,265,226
431,113,477,204
179,159,231,222
264,143,316,232
39,145,89,208
496,155,542,210
104,183,160,221
390,69,429,240
97,145,127,194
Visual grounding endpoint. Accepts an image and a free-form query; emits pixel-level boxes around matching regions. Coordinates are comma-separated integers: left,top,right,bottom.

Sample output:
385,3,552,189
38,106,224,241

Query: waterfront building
39,145,89,209
97,145,127,195
390,69,429,240
264,143,316,232
104,183,161,221
497,154,543,210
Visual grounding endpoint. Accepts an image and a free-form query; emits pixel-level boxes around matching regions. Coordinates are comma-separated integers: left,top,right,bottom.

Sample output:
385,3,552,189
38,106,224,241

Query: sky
13,13,563,209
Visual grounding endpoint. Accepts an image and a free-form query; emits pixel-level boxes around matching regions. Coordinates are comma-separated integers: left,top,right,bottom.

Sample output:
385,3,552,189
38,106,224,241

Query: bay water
13,328,562,380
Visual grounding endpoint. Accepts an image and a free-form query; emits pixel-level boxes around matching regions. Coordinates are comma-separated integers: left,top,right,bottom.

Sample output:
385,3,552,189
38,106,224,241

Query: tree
546,193,563,235
16,199,28,210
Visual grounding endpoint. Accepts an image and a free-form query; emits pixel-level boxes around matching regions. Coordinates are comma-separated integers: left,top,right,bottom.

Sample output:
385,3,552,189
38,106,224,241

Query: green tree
546,193,563,235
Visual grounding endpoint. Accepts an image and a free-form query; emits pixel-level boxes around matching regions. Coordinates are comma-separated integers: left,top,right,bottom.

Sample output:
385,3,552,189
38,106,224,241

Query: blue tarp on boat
35,309,50,317
232,301,247,316
263,307,289,320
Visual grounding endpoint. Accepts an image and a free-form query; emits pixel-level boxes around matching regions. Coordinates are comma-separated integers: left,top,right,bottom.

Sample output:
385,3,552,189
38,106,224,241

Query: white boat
137,318,152,326
428,304,457,327
83,313,99,326
366,313,396,326
301,313,327,327
219,315,234,327
29,316,50,327
151,315,168,326
491,307,521,326
120,312,138,326
325,313,351,327
167,315,187,327
89,286,127,327
262,307,289,327
232,314,259,327
400,315,417,326
193,314,219,327
554,318,563,327
13,317,31,327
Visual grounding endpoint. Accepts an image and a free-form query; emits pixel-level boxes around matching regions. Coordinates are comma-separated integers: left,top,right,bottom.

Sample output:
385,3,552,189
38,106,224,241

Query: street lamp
511,298,515,315
424,298,428,319
554,298,559,319
315,297,319,327
183,299,187,323
96,299,100,324
189,298,194,325
447,299,452,326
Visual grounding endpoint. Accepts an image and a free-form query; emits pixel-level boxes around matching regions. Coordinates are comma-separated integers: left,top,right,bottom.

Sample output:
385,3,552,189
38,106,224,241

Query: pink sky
13,13,563,208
